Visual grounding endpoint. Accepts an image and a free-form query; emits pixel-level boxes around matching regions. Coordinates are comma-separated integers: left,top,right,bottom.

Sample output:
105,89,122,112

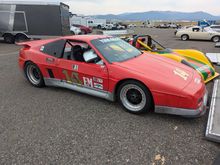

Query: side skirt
44,78,115,101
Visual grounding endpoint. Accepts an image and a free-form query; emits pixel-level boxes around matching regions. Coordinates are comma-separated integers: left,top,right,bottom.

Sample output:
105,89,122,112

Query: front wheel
117,80,153,114
212,36,220,43
24,62,45,87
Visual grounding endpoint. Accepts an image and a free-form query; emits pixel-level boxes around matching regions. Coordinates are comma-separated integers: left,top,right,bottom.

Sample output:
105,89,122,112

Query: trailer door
60,3,70,36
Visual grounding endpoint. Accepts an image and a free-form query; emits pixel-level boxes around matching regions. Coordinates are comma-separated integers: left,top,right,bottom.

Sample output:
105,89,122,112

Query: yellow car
125,35,219,83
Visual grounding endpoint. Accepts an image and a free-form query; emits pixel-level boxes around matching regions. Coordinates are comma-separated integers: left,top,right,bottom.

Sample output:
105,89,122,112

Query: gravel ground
0,28,220,165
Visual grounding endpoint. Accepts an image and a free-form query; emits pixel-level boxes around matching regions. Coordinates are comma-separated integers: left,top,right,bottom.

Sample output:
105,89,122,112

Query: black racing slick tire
24,62,45,87
117,80,153,114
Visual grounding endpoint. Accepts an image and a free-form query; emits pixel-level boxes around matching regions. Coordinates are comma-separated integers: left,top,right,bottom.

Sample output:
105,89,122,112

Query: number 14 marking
62,70,82,85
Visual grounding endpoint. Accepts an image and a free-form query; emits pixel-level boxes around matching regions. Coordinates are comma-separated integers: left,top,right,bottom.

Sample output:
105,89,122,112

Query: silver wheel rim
213,37,219,42
182,35,187,40
120,84,146,112
26,65,41,85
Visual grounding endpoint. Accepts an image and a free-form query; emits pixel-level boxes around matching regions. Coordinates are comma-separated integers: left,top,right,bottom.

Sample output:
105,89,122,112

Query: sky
63,0,220,16
1,0,220,16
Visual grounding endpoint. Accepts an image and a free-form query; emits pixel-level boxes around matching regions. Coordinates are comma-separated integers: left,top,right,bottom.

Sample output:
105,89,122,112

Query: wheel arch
114,78,155,110
24,60,40,70
15,32,29,39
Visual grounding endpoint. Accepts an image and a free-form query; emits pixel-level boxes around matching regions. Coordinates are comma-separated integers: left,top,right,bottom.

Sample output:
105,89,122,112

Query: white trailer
70,16,106,29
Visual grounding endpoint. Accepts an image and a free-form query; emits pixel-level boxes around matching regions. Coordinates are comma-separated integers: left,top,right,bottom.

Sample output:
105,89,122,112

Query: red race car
18,35,208,117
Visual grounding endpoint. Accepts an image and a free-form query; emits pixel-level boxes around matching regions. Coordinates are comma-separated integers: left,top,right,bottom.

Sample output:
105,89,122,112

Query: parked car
101,24,116,30
174,26,193,35
70,16,106,29
72,24,92,34
70,26,81,35
18,35,207,117
128,24,137,28
124,34,219,83
102,24,125,30
156,24,169,28
210,25,220,33
116,24,126,30
167,23,178,29
176,26,220,42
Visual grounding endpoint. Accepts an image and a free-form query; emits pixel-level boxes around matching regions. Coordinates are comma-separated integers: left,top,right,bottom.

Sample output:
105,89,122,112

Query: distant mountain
94,11,220,21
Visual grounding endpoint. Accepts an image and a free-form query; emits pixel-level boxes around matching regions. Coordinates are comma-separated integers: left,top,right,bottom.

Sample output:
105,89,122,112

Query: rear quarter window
41,39,66,58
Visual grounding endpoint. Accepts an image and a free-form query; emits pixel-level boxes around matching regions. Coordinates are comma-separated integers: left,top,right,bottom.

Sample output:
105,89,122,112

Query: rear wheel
3,34,15,44
181,34,189,41
117,80,153,114
24,62,45,87
212,36,220,43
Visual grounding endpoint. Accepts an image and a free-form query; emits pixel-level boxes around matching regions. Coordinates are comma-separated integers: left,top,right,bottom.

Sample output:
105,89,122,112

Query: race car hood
114,52,195,91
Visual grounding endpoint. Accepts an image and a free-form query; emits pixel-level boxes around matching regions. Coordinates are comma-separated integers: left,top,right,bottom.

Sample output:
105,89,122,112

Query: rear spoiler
16,39,53,48
16,42,32,48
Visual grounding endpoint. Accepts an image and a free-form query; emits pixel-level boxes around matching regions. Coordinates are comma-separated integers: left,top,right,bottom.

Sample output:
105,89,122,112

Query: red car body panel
18,35,207,117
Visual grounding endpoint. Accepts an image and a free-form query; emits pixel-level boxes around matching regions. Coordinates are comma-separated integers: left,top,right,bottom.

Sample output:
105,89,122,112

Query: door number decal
62,70,104,90
62,70,82,84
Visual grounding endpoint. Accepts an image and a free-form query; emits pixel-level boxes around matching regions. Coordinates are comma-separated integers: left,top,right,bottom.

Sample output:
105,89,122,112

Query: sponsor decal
40,46,45,51
83,77,93,88
93,77,103,83
46,57,55,64
83,77,104,90
173,68,189,80
99,37,120,43
194,77,201,84
94,83,103,90
73,64,79,71
62,70,104,90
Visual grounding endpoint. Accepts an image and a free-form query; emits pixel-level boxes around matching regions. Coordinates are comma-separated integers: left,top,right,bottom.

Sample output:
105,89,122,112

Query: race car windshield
91,38,142,63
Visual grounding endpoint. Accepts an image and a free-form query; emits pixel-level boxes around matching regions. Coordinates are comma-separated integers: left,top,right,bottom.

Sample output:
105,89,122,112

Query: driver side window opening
63,40,103,65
